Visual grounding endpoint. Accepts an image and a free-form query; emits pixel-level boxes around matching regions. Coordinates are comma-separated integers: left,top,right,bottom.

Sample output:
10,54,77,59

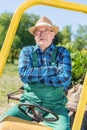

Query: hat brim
28,25,59,35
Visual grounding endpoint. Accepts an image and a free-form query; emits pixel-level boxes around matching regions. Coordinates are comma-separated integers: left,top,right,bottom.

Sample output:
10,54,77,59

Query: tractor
0,0,87,130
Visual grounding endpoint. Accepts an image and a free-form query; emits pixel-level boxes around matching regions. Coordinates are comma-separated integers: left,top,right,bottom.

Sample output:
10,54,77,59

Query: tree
0,12,12,48
55,32,63,45
16,13,40,48
61,25,72,45
73,25,87,50
0,12,40,49
0,12,40,63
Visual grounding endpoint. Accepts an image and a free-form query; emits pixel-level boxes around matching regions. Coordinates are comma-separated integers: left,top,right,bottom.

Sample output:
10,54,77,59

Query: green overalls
0,47,70,130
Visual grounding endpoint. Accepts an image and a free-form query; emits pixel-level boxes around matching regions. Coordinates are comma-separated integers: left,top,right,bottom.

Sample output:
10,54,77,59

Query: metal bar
72,72,87,130
41,0,87,13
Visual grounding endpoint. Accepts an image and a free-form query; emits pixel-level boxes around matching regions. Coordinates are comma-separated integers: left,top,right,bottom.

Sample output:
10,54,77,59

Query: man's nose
40,31,45,36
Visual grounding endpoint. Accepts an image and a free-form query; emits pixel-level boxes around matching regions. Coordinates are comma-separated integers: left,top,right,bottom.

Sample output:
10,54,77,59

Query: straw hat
28,17,59,35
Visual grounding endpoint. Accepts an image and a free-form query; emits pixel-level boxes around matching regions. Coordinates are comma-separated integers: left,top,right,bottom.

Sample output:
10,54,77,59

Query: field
0,61,22,115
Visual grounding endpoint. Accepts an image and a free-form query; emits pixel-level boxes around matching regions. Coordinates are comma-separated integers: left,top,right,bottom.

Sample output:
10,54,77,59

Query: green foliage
73,25,87,50
61,25,72,45
0,12,40,49
0,12,40,64
60,42,87,85
73,37,85,50
0,12,12,47
7,48,21,64
71,51,87,84
16,13,40,47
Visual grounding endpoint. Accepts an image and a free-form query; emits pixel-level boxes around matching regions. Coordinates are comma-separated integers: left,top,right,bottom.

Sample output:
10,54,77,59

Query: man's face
34,26,56,50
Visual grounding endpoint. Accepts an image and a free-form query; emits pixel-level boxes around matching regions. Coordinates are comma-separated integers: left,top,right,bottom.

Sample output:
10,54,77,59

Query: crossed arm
18,46,71,90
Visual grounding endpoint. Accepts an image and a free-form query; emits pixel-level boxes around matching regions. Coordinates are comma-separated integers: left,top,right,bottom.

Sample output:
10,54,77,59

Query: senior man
0,16,72,130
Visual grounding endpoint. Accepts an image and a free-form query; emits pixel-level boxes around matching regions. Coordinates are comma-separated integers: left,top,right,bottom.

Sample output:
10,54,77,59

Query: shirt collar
33,43,56,54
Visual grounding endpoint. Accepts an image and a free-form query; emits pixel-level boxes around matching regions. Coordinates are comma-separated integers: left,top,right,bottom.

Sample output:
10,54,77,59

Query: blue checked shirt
18,43,72,90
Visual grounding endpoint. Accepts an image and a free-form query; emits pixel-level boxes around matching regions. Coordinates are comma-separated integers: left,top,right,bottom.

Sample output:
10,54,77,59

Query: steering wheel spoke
18,103,59,122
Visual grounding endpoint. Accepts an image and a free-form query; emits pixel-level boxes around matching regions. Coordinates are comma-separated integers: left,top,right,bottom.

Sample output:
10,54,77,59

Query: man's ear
52,32,56,39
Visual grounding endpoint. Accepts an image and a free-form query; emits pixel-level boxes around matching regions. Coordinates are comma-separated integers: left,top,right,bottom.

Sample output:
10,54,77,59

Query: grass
0,61,22,107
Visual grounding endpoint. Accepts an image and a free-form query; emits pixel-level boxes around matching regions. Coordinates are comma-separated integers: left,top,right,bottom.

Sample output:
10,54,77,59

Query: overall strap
33,50,38,67
33,46,58,67
51,46,58,66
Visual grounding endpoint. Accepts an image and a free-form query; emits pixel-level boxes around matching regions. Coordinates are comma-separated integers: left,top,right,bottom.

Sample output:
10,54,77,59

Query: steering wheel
18,103,59,122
